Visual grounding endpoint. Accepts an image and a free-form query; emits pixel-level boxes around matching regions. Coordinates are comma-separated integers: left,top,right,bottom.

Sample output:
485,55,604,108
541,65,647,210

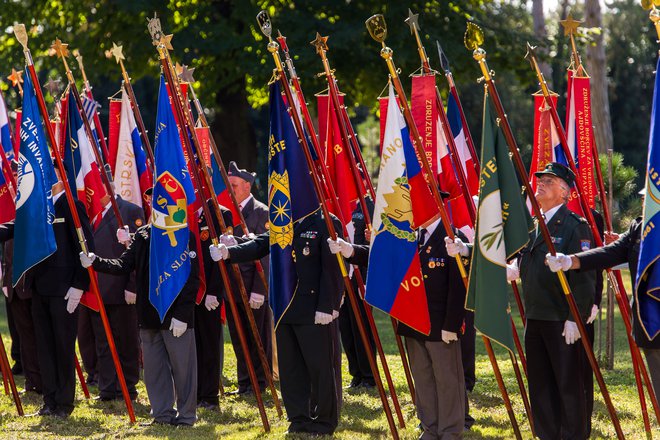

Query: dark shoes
346,377,376,390
197,401,218,410
227,387,251,396
11,363,23,375
30,405,69,418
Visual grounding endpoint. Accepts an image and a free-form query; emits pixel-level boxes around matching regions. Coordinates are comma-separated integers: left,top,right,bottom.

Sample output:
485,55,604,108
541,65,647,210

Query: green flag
466,92,533,353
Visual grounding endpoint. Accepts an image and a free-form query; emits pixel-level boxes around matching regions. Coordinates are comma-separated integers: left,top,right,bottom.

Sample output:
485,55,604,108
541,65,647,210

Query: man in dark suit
80,223,200,426
210,210,344,435
518,162,595,439
0,166,95,417
225,161,272,395
546,188,660,400
330,210,468,438
88,195,144,401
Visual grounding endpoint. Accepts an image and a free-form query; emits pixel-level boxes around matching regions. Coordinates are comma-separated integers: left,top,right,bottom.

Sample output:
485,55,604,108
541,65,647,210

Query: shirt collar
239,194,253,211
420,217,441,245
52,190,64,204
541,203,563,223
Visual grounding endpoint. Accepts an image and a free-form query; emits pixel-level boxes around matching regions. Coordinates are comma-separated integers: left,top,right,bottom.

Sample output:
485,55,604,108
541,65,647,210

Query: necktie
418,228,427,248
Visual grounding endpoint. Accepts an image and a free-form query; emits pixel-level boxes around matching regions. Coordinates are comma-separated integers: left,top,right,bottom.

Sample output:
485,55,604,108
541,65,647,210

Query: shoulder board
568,212,588,224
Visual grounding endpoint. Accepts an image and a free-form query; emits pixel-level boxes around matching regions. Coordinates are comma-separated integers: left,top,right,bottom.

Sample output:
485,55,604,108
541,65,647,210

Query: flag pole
465,23,624,439
13,24,136,424
526,41,658,429
74,355,91,399
107,43,155,169
258,11,400,439
312,33,407,426
0,331,23,415
184,82,270,295
73,51,113,171
366,14,523,439
147,16,280,426
406,10,530,385
50,39,127,230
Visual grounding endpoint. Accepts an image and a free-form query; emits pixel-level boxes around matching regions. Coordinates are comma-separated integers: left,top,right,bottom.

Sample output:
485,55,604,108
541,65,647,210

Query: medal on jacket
428,260,436,269
302,244,310,256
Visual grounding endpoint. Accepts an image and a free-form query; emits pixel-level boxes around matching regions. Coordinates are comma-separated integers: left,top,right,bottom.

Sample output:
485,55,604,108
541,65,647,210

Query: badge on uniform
580,240,591,251
135,218,143,227
302,245,310,256
53,217,65,224
551,236,563,245
200,226,209,241
300,231,317,239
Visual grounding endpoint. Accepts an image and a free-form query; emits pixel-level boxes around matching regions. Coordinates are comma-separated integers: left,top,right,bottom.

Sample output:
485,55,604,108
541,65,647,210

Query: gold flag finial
161,34,174,50
51,38,69,58
256,10,273,40
108,42,125,64
560,13,582,37
365,14,387,44
44,77,62,97
310,33,329,55
8,68,23,87
147,12,163,46
13,24,28,50
180,64,196,83
524,42,538,69
464,22,484,52
404,9,420,35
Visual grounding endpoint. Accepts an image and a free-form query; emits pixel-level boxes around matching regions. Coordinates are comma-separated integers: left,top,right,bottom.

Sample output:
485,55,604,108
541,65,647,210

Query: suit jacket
233,196,270,296
92,224,200,329
93,197,145,304
397,225,468,341
29,195,94,297
575,217,658,348
520,204,595,321
1,239,31,301
228,211,344,325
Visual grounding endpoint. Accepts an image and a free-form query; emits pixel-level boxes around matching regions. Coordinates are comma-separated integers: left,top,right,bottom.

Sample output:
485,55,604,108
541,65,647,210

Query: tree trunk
584,0,614,154
532,0,553,88
210,79,257,171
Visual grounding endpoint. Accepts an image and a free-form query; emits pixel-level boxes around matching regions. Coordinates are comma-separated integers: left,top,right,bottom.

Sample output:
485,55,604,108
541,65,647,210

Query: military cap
534,162,575,187
227,161,256,184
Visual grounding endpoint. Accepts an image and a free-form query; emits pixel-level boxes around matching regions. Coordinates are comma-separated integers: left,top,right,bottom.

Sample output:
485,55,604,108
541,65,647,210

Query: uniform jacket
198,203,234,300
228,211,344,325
575,217,659,348
520,204,595,321
1,239,31,301
30,196,94,297
93,197,145,304
231,196,269,297
92,224,200,330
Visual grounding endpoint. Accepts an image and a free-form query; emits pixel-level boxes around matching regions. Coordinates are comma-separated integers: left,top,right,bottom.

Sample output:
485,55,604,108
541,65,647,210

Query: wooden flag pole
466,24,624,438
14,24,136,424
0,330,23,415
258,10,400,439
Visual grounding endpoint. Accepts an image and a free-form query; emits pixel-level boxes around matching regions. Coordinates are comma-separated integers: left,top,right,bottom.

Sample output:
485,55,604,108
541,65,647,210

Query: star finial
180,65,196,83
404,9,420,35
50,38,69,58
160,34,174,50
310,33,329,55
44,77,62,97
560,13,582,37
7,68,23,87
109,42,125,64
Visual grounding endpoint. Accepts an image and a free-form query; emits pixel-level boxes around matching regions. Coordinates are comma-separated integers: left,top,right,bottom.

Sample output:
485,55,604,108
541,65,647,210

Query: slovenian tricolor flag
635,58,660,341
0,89,13,163
365,84,431,335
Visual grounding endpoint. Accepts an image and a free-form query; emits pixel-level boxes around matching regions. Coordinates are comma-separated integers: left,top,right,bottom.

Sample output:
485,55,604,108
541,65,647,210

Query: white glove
326,237,354,258
116,226,131,245
546,253,573,272
314,311,334,325
64,287,84,313
506,263,520,282
562,320,581,344
441,330,458,344
332,310,339,319
169,317,187,337
204,295,220,311
444,236,469,257
79,251,96,268
586,304,599,324
249,293,265,309
124,290,136,304
219,234,237,246
209,244,229,262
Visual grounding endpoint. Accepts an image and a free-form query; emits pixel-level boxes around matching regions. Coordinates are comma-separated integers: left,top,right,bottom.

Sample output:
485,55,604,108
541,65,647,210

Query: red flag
411,75,439,175
0,152,15,223
317,94,359,224
530,94,561,192
108,98,122,174
13,109,21,159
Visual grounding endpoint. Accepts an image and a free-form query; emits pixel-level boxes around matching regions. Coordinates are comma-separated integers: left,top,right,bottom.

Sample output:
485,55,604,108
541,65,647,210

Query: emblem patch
580,240,591,251
302,246,310,256
200,230,210,241
551,236,563,245
135,218,143,227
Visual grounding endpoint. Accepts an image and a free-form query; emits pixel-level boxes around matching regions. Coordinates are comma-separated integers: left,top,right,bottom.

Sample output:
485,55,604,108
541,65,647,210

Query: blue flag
268,82,318,326
13,68,57,286
149,75,196,322
636,58,660,340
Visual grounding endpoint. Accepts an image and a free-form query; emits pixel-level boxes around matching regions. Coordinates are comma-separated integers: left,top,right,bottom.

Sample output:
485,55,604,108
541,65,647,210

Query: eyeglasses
537,177,559,187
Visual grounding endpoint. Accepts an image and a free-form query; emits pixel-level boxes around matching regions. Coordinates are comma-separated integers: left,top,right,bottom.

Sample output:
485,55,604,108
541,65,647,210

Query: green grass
0,270,657,438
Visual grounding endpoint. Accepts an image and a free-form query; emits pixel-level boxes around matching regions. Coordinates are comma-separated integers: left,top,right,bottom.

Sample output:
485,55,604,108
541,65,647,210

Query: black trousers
32,294,79,414
461,310,476,427
5,296,20,365
6,294,41,391
277,323,338,435
338,283,374,384
225,297,272,390
77,305,97,381
525,319,587,440
194,302,223,405
90,304,140,398
578,323,595,437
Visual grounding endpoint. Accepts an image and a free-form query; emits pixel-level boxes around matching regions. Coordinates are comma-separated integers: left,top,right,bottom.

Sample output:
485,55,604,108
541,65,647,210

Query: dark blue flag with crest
13,68,58,286
268,82,318,326
636,57,660,340
149,75,196,322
